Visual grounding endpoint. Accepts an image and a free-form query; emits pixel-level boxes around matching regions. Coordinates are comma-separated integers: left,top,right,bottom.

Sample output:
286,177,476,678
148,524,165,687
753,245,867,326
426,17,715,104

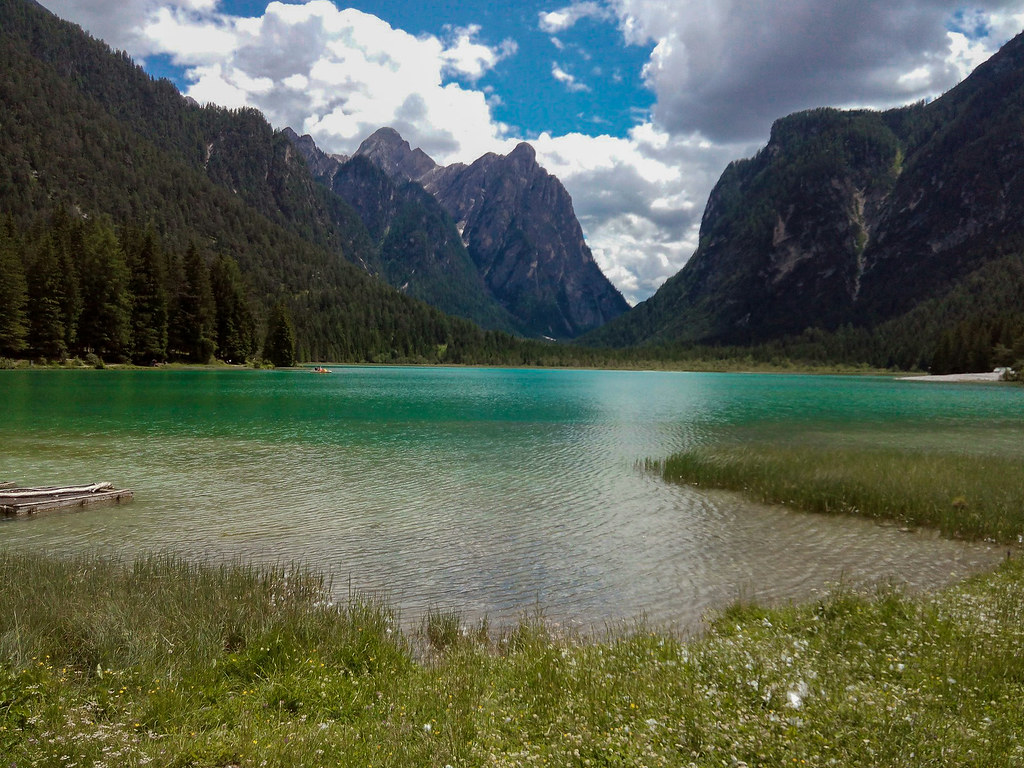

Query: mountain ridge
286,127,631,338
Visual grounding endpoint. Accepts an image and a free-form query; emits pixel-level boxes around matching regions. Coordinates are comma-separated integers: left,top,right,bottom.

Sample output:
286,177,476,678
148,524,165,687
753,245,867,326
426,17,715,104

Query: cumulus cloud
609,0,1024,142
533,126,752,302
441,24,518,82
139,0,516,163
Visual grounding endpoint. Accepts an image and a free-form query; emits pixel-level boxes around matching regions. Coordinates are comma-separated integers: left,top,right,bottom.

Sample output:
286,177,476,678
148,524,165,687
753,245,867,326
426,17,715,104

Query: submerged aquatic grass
4,550,1024,766
652,445,1024,543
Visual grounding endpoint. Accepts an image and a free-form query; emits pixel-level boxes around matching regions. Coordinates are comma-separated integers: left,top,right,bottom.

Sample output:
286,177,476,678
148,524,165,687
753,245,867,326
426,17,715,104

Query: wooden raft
1,482,134,518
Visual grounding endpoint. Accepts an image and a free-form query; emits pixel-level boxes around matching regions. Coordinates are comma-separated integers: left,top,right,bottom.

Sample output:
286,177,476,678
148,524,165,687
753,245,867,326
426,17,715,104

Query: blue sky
38,0,1024,303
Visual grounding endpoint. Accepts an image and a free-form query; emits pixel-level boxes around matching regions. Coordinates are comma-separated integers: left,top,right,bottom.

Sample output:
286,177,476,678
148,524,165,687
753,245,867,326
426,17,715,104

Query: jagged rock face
854,36,1024,323
288,128,629,338
424,142,629,338
280,127,347,185
586,30,1024,348
354,127,438,183
286,131,519,332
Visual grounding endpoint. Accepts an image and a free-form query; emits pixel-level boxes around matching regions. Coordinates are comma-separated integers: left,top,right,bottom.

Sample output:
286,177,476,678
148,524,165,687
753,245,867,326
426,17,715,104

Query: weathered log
0,482,113,499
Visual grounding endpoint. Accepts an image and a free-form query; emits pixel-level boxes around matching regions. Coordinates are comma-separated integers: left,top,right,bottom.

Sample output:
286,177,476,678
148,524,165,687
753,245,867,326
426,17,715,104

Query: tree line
0,210,300,365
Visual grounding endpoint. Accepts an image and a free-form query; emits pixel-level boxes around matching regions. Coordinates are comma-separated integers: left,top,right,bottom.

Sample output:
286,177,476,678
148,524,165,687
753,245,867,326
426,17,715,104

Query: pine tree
26,237,67,360
168,243,216,363
49,210,83,353
263,299,296,367
0,228,29,356
210,253,256,363
930,330,953,374
77,219,132,361
125,227,168,364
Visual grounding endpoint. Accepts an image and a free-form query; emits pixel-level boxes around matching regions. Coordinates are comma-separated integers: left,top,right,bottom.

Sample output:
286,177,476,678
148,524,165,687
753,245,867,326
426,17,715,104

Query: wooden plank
1,489,134,519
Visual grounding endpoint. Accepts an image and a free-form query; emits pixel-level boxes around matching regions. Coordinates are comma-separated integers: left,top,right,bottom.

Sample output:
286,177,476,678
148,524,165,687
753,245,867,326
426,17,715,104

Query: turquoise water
2,367,1020,630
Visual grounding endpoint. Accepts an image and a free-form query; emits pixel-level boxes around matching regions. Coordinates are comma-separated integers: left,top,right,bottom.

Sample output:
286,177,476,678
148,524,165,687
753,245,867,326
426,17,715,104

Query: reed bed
653,445,1024,543
4,550,1024,766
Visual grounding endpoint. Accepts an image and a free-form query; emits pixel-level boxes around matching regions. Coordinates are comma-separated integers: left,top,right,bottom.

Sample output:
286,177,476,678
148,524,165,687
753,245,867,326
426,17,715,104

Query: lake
2,367,1020,632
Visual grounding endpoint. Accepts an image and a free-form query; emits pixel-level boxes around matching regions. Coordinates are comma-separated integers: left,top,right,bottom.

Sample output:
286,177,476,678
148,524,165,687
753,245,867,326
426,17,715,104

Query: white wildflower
786,680,809,709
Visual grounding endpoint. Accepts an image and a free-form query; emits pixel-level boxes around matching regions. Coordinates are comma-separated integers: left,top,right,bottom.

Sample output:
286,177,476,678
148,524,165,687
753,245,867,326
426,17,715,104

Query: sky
37,0,1024,305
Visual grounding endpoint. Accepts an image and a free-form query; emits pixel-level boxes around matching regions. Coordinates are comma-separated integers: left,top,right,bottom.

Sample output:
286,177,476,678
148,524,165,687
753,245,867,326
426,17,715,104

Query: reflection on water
2,368,1019,632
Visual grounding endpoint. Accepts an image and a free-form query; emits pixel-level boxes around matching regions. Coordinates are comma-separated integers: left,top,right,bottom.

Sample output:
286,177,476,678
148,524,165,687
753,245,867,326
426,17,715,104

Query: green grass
4,550,1024,766
653,445,1024,543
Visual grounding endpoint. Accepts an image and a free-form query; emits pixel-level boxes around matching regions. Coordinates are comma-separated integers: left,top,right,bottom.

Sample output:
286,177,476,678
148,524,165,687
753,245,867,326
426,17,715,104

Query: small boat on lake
1,482,134,519
312,366,331,374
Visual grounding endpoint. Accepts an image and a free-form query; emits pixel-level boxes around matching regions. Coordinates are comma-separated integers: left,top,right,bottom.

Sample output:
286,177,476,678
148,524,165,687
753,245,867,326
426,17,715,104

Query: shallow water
2,367,1020,631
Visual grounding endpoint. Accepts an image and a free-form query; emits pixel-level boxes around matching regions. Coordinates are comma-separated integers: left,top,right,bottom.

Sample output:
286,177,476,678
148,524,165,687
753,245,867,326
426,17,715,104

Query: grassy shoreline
3,549,1024,766
652,444,1024,544
6,414,1024,763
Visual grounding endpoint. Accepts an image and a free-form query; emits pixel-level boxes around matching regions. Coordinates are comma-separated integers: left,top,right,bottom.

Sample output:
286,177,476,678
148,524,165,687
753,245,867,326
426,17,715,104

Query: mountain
586,31,1024,356
284,128,520,333
0,0,532,364
287,127,631,339
424,140,631,339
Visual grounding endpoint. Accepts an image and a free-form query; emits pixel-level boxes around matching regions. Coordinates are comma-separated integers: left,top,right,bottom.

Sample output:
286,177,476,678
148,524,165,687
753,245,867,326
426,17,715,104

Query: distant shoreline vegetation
0,353,904,376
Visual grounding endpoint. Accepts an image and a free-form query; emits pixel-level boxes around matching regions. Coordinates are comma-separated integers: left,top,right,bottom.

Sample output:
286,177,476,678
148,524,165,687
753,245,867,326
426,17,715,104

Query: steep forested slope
0,0,526,363
585,31,1024,366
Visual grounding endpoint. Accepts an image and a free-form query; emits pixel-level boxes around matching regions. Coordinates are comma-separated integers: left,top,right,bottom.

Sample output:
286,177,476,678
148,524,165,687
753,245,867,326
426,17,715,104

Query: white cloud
441,25,517,82
532,126,752,303
142,6,236,64
137,0,518,163
608,0,1024,142
946,30,999,81
551,63,590,92
539,1,613,34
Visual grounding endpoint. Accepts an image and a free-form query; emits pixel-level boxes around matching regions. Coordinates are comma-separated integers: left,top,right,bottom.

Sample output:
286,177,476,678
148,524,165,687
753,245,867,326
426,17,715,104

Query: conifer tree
263,299,296,367
210,253,256,363
26,238,68,360
76,219,132,361
125,227,168,364
168,243,217,363
0,228,29,356
49,210,83,353
930,330,953,374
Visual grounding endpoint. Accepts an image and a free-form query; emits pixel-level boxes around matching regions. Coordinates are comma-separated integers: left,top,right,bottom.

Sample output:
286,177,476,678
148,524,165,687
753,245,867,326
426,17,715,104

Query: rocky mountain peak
287,126,629,338
507,141,537,167
421,139,629,338
354,127,437,181
281,127,348,184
